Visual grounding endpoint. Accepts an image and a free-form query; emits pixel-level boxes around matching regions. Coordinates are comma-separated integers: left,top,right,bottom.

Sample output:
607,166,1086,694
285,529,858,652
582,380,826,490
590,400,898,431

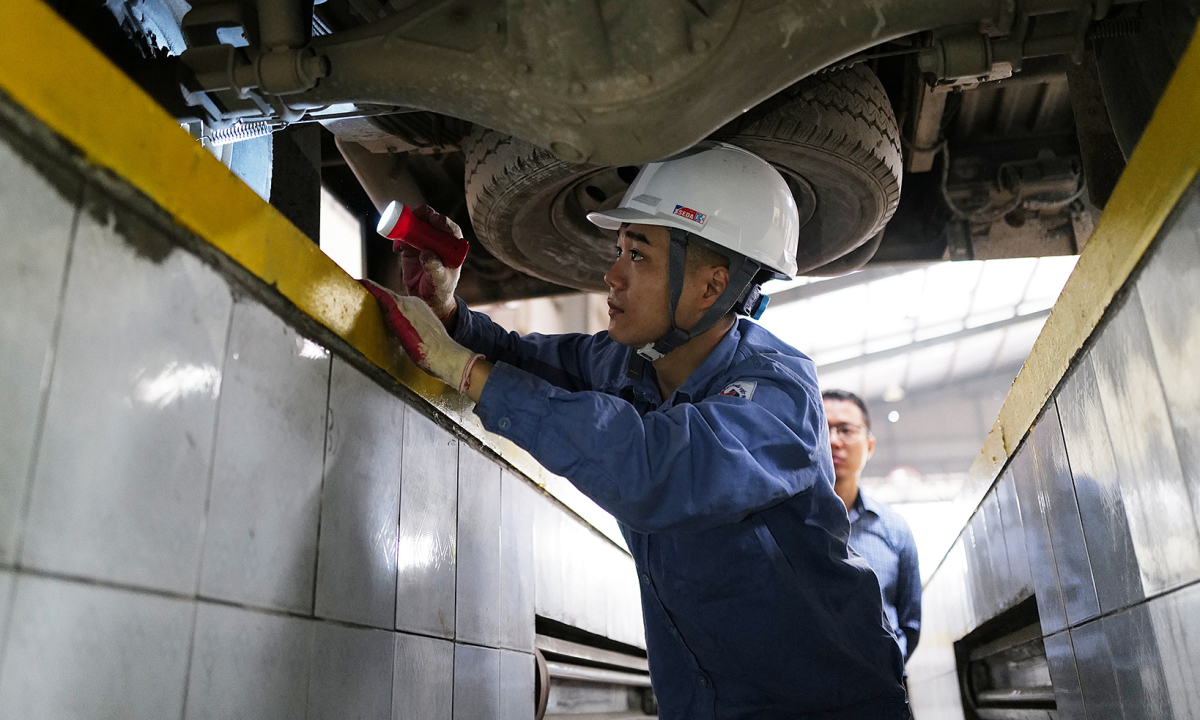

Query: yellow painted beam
0,0,567,508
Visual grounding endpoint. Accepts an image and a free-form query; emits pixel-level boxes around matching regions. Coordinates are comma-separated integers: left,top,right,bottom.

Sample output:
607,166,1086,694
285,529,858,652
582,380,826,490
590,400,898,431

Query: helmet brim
586,208,673,231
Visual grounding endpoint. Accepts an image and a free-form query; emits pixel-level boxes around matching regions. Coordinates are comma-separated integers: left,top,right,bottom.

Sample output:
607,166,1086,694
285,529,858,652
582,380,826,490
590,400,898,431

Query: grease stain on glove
359,279,482,394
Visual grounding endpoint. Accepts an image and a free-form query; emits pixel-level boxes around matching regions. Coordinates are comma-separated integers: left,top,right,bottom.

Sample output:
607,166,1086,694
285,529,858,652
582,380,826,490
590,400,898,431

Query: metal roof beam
815,309,1053,375
766,266,924,307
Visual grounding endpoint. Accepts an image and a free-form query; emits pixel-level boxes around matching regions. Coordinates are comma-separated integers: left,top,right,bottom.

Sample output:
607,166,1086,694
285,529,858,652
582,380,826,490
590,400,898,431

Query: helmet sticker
718,380,757,401
673,205,707,226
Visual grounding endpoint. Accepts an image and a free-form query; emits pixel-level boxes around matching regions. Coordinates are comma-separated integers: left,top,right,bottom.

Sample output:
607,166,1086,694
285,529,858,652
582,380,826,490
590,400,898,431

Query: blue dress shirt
848,491,922,661
453,300,908,719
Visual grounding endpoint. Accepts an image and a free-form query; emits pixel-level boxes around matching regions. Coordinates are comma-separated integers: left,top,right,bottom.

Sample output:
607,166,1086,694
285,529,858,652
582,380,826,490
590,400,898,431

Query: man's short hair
685,241,729,271
822,389,872,432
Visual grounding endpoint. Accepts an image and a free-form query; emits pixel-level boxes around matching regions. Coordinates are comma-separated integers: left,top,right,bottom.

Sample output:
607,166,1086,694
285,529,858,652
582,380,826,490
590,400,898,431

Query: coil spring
207,120,281,147
1090,16,1141,40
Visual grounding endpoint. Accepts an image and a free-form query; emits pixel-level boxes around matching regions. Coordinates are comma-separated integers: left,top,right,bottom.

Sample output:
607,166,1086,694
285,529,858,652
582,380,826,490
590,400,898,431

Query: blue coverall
453,299,909,719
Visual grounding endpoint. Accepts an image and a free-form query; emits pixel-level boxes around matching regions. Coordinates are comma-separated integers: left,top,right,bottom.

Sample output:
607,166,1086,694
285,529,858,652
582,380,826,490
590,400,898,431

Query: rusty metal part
266,0,1001,165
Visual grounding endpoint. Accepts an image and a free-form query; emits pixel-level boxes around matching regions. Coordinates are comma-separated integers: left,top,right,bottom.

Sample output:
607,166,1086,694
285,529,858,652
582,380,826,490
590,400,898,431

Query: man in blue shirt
822,390,922,662
361,143,909,719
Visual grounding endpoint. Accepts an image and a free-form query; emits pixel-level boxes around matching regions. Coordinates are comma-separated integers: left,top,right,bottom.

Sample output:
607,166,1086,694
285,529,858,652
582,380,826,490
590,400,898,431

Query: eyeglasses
828,423,866,438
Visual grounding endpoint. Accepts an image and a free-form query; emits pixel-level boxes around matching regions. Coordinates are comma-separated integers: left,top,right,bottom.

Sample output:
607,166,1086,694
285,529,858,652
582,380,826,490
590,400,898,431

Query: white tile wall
183,603,313,720
307,622,395,720
0,114,659,720
499,471,535,652
499,650,535,720
0,570,12,649
21,196,232,594
457,444,502,647
454,643,500,720
0,137,78,564
396,407,459,638
561,517,591,632
0,574,194,720
394,632,454,720
533,491,565,623
583,522,609,637
314,358,403,628
199,299,330,612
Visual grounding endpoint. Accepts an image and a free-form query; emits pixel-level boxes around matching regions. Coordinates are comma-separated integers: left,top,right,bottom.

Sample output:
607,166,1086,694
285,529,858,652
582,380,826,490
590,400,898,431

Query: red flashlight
376,202,469,269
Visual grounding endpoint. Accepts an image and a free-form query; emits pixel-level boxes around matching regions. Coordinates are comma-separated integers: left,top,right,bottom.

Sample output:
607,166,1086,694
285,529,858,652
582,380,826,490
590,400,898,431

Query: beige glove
400,206,462,320
360,279,483,394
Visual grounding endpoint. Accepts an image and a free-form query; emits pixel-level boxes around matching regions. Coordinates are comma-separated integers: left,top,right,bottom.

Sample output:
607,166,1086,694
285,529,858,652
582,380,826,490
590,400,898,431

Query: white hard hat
587,142,800,278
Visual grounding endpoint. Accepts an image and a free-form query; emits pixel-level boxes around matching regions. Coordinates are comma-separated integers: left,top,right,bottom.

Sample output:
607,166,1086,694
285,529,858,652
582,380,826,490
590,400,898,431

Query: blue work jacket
453,300,908,719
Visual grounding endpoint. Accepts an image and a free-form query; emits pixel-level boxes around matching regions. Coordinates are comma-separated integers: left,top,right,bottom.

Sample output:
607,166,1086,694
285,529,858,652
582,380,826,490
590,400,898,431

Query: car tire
463,65,902,291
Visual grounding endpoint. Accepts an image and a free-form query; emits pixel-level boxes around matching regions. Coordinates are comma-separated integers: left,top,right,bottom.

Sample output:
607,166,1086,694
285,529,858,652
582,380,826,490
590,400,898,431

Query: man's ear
866,433,876,460
705,266,730,301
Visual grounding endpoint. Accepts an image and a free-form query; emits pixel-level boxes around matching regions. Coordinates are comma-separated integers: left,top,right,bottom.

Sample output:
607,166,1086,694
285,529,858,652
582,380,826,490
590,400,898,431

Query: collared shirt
453,300,907,720
848,491,922,661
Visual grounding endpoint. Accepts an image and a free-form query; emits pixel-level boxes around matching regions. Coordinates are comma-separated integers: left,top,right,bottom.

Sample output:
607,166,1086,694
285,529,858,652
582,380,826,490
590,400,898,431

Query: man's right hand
400,205,462,322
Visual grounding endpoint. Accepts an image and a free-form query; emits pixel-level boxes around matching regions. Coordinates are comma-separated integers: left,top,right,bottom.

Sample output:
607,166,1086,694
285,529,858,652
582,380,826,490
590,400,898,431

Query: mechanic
823,389,922,662
361,143,910,719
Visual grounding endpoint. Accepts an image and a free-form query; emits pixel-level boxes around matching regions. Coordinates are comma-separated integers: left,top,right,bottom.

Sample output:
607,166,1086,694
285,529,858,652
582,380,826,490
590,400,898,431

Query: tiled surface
0,571,12,649
1104,601,1175,719
533,490,565,622
1057,360,1145,613
1070,618,1121,718
499,650,535,720
1043,630,1085,720
1032,406,1099,626
315,358,403,628
0,133,79,565
200,299,330,612
604,543,645,648
583,522,610,637
1089,291,1200,596
1135,187,1200,530
981,490,1011,609
499,472,535,652
396,407,459,638
995,469,1033,598
561,515,591,633
394,632,454,720
1149,582,1200,717
1010,443,1067,634
0,574,194,720
942,539,975,637
965,510,995,621
184,603,313,720
454,643,500,720
0,102,661,720
307,622,395,720
21,192,232,594
457,444,502,647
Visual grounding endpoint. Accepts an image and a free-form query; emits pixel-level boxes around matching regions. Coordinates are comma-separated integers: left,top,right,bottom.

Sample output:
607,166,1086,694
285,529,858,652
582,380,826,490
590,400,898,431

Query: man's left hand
360,279,483,394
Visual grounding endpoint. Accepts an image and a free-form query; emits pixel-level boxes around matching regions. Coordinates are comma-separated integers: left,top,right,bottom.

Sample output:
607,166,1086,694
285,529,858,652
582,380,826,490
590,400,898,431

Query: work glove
360,279,483,394
400,205,461,320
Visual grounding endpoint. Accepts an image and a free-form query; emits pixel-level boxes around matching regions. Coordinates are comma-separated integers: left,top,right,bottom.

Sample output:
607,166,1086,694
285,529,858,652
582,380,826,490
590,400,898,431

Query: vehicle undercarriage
61,0,1199,302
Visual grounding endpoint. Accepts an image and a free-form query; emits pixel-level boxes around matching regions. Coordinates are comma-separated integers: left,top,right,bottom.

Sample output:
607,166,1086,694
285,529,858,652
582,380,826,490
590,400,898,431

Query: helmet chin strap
625,228,763,380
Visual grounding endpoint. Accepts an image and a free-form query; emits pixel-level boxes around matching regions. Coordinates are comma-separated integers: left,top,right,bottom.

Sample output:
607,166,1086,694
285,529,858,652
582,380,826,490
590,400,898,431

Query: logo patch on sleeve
673,205,707,225
718,380,757,400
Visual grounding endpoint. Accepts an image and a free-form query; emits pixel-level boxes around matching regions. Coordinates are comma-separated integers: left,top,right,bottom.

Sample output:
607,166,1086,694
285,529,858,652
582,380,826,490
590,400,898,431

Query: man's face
824,399,875,483
604,223,724,347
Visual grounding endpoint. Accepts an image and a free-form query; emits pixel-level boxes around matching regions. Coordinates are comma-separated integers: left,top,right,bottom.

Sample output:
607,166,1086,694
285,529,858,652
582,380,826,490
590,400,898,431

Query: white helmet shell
587,142,800,278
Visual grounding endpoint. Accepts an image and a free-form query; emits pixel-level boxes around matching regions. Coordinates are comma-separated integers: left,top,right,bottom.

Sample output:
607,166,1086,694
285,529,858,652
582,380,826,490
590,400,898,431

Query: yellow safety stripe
0,0,556,495
972,26,1200,494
